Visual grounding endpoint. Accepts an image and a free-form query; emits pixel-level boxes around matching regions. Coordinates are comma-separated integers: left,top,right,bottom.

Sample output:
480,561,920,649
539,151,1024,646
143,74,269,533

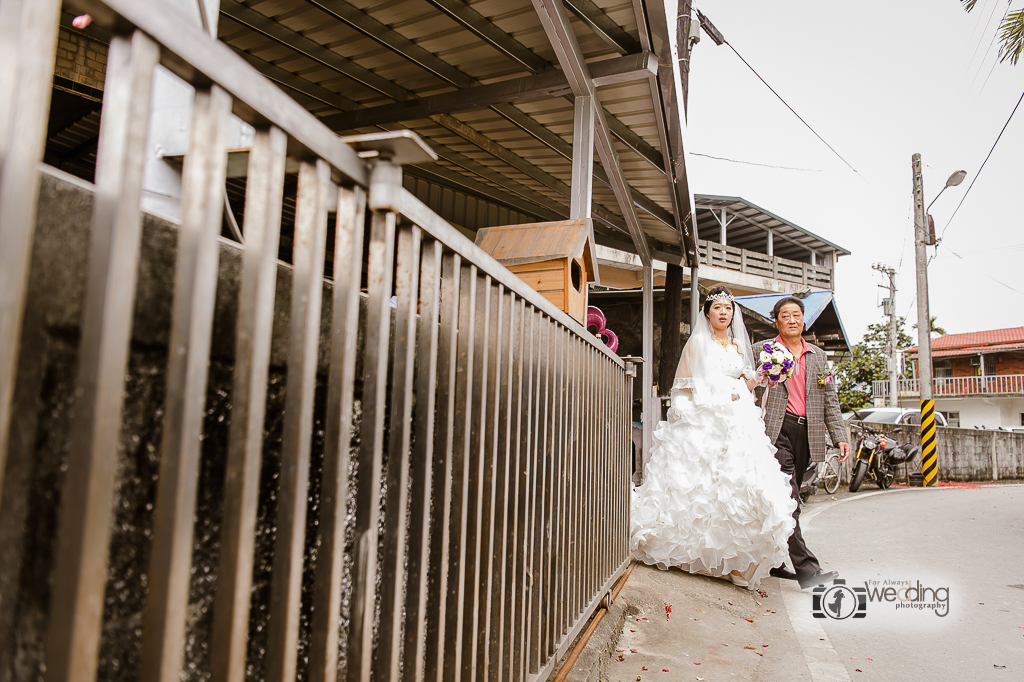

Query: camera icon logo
812,579,867,619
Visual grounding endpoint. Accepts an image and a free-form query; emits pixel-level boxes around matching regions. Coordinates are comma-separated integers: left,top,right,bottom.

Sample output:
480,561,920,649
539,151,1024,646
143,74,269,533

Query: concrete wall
850,421,1024,482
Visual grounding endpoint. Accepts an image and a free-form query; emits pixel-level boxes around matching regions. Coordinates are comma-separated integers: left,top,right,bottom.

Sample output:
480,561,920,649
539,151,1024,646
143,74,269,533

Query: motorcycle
799,452,841,503
848,424,920,492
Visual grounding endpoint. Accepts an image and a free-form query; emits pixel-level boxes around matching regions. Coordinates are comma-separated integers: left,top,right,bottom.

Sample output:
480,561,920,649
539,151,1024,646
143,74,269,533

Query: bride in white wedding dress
630,286,797,588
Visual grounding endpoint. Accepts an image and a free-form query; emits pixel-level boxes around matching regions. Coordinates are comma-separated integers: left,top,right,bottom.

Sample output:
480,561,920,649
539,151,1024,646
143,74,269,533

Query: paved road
798,482,1024,681
581,483,1024,682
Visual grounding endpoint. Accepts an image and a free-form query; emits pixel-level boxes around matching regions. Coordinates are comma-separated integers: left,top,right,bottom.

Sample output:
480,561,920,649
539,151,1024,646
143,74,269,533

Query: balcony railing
698,239,834,289
873,375,1024,398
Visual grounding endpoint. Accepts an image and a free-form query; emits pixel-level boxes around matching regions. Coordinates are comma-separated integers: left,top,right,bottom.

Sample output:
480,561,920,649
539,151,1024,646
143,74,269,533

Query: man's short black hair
771,296,804,320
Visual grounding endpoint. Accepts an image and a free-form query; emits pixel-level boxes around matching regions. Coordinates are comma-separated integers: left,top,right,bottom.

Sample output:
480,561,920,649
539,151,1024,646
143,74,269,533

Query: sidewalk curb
554,596,634,682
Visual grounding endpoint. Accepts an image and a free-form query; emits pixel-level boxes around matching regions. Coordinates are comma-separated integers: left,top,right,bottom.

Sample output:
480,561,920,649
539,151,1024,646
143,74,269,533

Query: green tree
912,315,946,336
834,317,915,412
962,0,1024,66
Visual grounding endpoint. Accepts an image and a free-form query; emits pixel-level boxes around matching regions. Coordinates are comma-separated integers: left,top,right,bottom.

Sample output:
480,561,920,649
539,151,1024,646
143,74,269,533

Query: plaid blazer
755,340,849,463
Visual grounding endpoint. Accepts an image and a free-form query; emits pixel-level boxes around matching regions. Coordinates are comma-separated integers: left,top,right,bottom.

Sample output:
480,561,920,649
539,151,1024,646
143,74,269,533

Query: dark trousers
774,413,822,577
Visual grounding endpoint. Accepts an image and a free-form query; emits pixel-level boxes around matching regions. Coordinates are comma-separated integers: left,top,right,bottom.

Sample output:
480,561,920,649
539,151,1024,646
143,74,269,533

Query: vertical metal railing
0,1,632,681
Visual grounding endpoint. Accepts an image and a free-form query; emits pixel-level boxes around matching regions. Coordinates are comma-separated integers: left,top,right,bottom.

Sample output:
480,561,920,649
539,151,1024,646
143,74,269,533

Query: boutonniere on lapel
817,370,834,387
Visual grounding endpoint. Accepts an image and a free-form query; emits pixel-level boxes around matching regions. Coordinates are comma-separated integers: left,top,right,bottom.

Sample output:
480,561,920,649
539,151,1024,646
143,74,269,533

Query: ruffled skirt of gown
630,388,797,588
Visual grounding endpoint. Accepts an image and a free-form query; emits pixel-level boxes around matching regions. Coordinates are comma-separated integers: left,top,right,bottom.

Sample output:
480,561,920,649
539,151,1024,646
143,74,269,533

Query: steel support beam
641,264,655,457
642,66,690,256
531,0,651,264
222,0,677,236
320,51,657,131
425,0,549,73
696,205,817,256
564,0,641,55
229,47,358,113
570,96,595,221
220,0,405,100
310,0,666,182
487,102,674,229
404,165,562,223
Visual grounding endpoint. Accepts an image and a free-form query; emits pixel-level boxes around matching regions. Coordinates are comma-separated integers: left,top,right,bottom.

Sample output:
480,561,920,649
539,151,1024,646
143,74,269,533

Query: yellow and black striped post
920,398,938,486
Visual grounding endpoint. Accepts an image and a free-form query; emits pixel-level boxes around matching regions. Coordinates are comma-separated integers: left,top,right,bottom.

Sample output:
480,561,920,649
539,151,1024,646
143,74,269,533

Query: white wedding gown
630,343,797,588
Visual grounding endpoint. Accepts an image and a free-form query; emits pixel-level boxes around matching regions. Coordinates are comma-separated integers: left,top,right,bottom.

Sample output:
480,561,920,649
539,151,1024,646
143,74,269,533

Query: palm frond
998,9,1024,65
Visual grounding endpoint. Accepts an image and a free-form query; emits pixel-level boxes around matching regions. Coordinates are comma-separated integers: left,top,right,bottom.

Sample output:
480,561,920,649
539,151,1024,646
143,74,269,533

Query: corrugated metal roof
695,194,851,263
216,0,697,263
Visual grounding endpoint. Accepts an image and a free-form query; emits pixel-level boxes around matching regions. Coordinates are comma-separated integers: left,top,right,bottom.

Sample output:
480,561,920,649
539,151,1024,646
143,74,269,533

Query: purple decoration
762,362,772,370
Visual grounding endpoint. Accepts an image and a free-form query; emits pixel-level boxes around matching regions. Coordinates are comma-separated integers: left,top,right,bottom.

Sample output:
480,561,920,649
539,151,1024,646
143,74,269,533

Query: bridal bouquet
758,341,796,384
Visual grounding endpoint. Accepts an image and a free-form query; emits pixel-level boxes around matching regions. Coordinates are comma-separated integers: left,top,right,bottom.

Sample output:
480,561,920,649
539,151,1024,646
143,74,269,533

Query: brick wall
990,350,1024,374
927,350,1024,378
54,29,107,94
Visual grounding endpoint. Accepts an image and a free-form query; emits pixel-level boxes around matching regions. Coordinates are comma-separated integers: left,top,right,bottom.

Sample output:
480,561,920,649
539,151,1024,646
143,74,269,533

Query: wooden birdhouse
475,219,598,324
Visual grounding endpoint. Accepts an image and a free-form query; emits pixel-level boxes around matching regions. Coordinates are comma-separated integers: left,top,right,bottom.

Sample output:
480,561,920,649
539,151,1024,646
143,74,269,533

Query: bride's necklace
715,336,729,349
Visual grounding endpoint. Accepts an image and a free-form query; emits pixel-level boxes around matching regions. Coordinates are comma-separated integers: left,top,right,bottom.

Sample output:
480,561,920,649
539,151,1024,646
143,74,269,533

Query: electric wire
939,245,1024,296
966,0,1006,91
693,8,862,179
689,152,821,172
938,86,1024,243
724,42,863,178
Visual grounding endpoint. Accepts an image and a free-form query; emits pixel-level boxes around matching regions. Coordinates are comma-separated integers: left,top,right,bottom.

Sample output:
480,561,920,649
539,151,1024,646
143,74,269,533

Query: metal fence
0,2,632,681
872,374,1024,399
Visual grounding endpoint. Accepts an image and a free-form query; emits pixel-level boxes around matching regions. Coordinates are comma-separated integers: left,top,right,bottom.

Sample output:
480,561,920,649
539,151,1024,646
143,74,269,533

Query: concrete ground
560,481,1024,682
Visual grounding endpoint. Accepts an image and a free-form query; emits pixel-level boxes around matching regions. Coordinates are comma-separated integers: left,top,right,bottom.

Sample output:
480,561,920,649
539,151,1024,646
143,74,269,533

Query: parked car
844,407,948,428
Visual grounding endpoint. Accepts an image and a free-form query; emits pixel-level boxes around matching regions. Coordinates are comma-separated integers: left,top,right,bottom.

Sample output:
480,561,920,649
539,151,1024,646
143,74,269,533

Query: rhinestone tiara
706,291,734,304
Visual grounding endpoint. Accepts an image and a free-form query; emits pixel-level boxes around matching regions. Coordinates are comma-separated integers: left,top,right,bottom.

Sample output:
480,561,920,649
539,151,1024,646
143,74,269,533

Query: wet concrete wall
0,169,378,682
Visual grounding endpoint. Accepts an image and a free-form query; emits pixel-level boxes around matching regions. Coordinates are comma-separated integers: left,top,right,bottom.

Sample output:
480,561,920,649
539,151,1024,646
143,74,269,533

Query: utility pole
912,153,938,486
872,263,898,408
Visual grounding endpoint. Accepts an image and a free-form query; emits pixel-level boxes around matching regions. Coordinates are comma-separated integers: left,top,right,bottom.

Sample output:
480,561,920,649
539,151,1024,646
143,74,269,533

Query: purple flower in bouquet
757,341,796,384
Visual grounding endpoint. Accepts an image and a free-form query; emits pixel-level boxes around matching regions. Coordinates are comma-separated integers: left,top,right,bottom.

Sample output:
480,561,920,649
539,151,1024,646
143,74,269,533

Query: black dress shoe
798,570,838,590
769,566,798,580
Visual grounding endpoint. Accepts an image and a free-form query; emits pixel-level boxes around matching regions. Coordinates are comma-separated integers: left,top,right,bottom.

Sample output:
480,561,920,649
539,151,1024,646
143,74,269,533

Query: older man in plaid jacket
756,296,850,589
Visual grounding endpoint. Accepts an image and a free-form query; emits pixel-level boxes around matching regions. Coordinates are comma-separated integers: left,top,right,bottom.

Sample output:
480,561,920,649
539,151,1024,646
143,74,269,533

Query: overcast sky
684,0,1023,344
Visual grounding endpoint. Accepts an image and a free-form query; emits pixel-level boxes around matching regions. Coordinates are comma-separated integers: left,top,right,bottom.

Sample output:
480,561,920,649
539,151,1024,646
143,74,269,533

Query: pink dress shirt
776,335,811,417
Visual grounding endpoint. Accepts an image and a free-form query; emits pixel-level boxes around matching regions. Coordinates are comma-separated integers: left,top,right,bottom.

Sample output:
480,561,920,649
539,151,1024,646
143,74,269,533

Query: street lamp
911,157,965,487
926,169,967,215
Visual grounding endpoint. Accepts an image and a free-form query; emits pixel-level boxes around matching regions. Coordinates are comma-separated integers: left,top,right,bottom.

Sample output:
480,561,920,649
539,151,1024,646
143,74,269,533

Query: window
934,360,953,378
947,411,960,428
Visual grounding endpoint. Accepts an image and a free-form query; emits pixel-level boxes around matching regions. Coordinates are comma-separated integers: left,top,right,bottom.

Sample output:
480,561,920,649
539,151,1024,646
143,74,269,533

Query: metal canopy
695,194,852,263
210,0,697,265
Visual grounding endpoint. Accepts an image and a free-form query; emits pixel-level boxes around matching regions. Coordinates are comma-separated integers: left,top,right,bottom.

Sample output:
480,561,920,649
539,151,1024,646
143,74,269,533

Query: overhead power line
940,245,1024,296
939,86,1024,242
695,9,863,178
689,152,822,172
